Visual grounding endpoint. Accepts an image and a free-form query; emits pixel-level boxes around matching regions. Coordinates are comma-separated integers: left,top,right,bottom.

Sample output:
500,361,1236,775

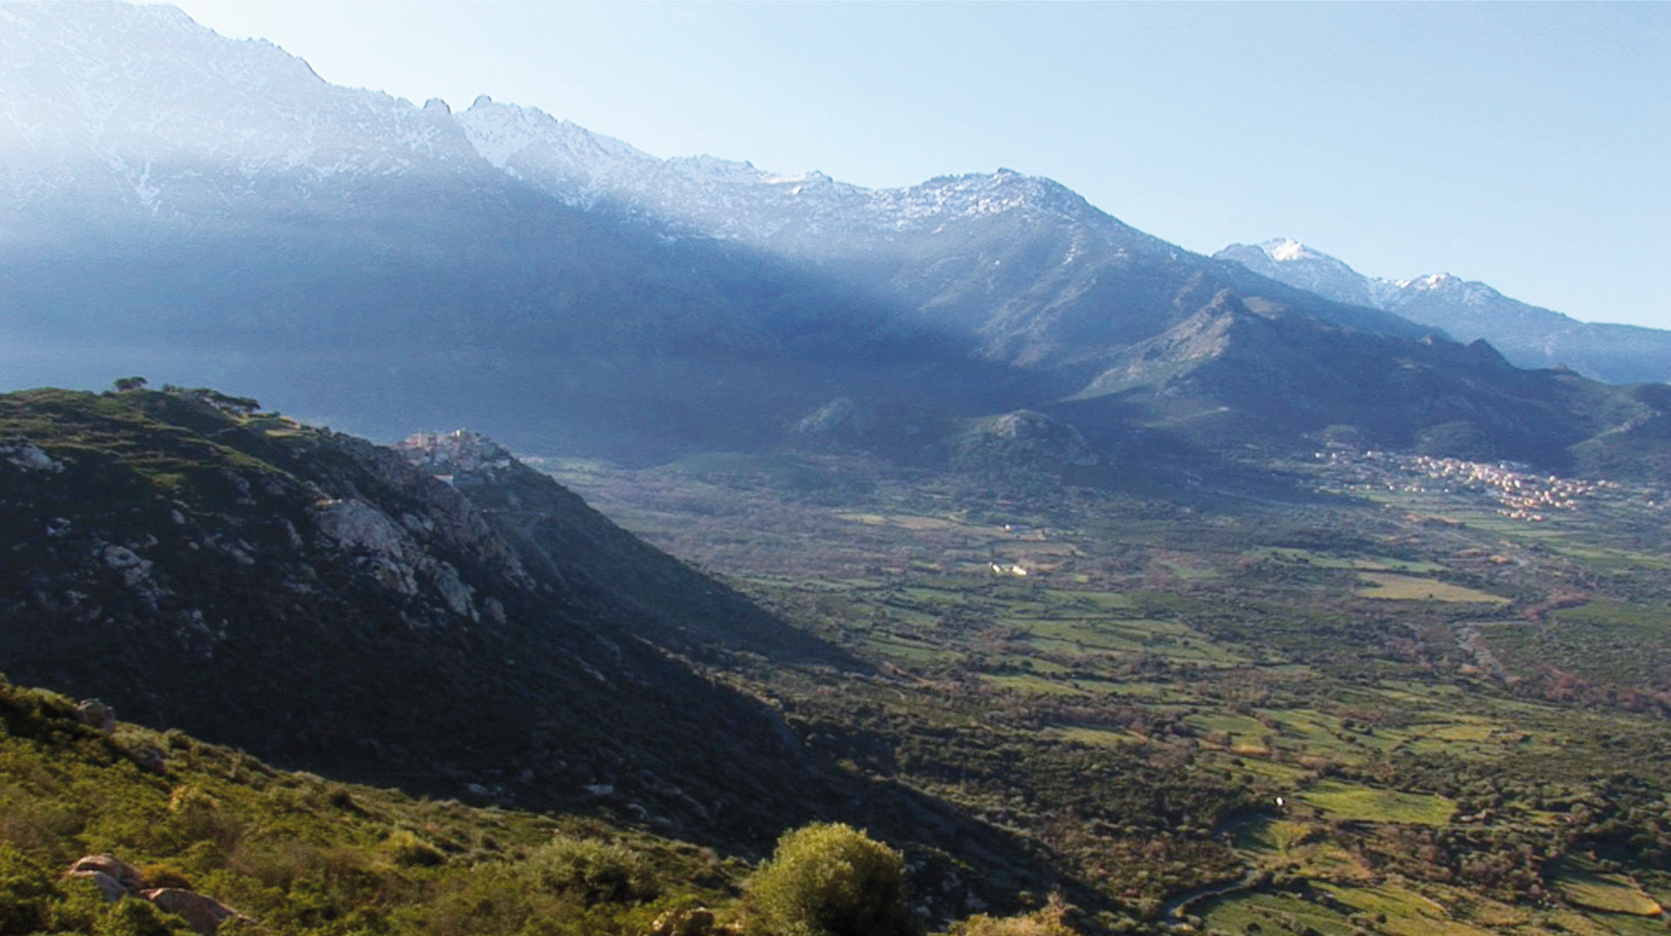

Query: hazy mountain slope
458,97,1436,363
0,385,846,843
1052,292,1671,475
0,3,1424,383
1218,240,1671,385
3,2,1667,480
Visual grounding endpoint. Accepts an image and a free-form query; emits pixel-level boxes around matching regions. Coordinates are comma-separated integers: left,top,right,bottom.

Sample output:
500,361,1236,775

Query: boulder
130,745,167,774
66,855,145,893
75,699,116,733
141,888,241,935
64,869,130,903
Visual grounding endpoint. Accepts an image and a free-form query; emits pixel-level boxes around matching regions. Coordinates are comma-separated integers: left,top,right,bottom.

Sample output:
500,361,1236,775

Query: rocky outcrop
63,855,246,934
66,855,146,891
64,855,145,901
142,888,242,935
75,699,116,733
1,440,62,472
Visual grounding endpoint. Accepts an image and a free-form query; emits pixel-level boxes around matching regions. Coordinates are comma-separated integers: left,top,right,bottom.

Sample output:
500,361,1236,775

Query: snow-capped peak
6,3,1150,257
1264,238,1319,263
0,1,482,214
1398,272,1460,291
456,95,654,174
451,95,1134,254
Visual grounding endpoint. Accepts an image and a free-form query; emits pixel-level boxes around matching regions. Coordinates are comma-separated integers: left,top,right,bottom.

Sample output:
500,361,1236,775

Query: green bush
0,844,56,936
746,822,913,936
385,829,447,868
946,893,1078,936
94,898,189,936
523,834,656,905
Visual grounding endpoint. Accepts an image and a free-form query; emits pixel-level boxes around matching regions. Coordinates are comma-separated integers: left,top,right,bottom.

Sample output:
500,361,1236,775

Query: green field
1292,781,1456,825
1354,572,1509,603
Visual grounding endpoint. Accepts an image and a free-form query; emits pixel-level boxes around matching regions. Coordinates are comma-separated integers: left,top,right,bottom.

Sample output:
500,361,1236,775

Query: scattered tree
746,822,913,936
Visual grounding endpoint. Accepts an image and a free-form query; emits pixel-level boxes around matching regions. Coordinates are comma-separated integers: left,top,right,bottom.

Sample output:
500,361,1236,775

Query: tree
746,822,914,936
112,376,148,392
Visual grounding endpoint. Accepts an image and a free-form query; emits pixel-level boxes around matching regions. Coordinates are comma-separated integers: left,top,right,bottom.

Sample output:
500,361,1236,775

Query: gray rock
66,854,145,894
65,869,129,902
142,887,241,935
75,699,116,733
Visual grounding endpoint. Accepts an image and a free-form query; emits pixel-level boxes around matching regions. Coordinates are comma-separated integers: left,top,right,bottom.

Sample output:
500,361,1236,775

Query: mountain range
3,1,1669,481
1217,239,1671,386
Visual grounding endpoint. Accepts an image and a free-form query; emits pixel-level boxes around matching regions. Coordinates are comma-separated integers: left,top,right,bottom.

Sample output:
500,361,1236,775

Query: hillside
1050,297,1671,476
0,672,745,936
0,385,842,847
0,671,1106,936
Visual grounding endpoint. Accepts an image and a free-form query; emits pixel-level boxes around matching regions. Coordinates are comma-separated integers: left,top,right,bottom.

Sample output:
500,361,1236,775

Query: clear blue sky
172,1,1670,329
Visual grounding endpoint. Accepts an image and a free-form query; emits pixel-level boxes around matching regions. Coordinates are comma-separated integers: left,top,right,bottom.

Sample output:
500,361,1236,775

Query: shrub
139,862,193,891
947,893,1078,936
746,822,912,936
524,834,656,905
94,898,189,936
165,786,241,851
385,829,447,868
0,844,57,936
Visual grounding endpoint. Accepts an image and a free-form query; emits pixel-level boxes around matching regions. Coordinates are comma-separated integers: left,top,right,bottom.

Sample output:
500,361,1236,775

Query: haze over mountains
4,1,1669,480
1217,239,1671,386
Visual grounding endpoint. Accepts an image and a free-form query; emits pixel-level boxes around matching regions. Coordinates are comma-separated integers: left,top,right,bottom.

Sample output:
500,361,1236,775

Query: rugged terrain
0,385,844,848
3,6,1671,936
4,2,1669,481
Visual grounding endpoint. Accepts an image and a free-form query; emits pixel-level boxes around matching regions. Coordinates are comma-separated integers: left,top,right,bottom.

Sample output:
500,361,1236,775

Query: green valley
539,443,1671,935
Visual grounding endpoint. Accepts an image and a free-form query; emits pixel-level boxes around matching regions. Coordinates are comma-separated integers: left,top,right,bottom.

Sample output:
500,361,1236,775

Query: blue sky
173,1,1670,329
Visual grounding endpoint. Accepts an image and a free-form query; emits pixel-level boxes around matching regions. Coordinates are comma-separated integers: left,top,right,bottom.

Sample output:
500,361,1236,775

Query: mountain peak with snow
1216,239,1395,309
4,1,1157,256
451,90,1145,255
1399,272,1461,291
1219,239,1671,384
0,0,486,217
1263,238,1322,263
